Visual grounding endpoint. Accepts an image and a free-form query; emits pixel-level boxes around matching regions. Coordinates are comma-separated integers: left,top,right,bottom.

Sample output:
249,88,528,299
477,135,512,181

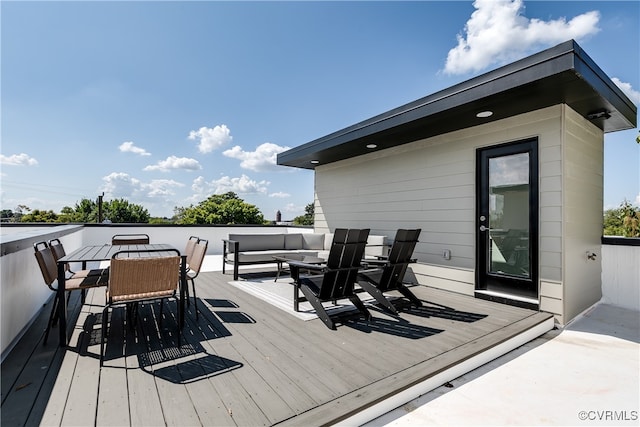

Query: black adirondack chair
358,229,422,315
289,228,371,330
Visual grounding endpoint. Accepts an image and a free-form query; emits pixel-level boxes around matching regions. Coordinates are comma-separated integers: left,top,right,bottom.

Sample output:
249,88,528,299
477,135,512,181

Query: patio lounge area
2,264,552,426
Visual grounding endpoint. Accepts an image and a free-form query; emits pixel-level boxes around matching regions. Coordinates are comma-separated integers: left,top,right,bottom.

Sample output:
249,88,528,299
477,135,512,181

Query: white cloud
188,124,232,153
101,172,145,198
119,141,151,156
101,172,183,199
269,192,290,198
0,153,38,166
191,174,269,196
444,0,600,75
612,78,640,105
143,156,202,172
223,142,291,172
282,203,305,216
146,179,185,197
635,193,640,207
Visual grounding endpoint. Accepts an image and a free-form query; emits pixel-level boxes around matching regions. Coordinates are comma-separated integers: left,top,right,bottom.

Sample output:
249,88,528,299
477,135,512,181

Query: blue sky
1,0,638,220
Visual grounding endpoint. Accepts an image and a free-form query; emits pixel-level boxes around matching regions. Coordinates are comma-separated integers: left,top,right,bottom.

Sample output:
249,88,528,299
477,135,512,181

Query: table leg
57,261,67,347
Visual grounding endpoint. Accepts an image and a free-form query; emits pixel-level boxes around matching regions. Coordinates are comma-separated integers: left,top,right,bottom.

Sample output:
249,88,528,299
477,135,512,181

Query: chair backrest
49,238,72,273
318,228,370,300
378,229,421,292
34,242,57,290
109,249,180,301
188,239,208,278
185,236,199,265
111,234,150,245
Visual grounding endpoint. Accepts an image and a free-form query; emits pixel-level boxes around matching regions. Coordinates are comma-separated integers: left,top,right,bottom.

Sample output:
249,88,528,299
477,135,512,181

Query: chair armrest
363,258,388,266
287,261,326,272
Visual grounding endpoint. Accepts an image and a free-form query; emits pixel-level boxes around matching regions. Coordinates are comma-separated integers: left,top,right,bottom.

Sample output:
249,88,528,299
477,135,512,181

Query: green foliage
20,209,59,223
175,192,265,225
293,203,314,226
12,197,150,224
149,217,173,224
604,200,640,237
104,198,150,223
57,198,98,222
1,209,14,220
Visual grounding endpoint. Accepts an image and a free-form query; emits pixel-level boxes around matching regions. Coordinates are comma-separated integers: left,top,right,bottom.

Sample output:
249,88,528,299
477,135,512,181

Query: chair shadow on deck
344,315,444,339
403,301,489,323
76,299,244,384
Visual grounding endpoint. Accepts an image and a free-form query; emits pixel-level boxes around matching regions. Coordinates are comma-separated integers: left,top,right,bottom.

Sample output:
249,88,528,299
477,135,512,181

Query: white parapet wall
601,241,640,312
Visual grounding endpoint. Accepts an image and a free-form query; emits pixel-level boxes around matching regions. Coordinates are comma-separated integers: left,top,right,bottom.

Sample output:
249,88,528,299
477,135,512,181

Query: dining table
56,243,187,347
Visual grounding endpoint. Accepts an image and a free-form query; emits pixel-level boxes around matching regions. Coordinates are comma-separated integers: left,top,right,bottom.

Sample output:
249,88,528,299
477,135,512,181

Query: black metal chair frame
358,229,423,315
185,238,208,320
289,229,371,330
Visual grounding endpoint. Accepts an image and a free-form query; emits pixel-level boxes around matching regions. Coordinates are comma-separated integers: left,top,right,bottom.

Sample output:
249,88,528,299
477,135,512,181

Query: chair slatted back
188,239,208,278
109,250,180,301
378,229,421,292
49,238,72,273
318,228,370,300
111,234,150,245
185,236,199,265
34,242,57,290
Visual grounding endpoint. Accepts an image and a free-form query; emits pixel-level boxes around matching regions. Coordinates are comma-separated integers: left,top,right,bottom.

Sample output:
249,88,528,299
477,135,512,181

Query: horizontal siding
412,263,475,296
316,106,565,279
562,106,603,322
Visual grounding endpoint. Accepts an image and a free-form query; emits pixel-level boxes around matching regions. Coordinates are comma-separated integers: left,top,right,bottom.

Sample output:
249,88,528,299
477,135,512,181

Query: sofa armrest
222,239,240,277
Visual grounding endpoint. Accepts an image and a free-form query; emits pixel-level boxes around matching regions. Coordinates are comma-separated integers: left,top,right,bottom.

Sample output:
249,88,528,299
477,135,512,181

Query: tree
104,198,150,223
175,192,265,225
20,209,59,223
604,200,640,237
0,209,14,222
293,203,314,226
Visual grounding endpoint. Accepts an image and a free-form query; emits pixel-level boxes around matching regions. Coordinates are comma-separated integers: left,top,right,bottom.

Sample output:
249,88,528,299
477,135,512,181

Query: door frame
475,137,539,308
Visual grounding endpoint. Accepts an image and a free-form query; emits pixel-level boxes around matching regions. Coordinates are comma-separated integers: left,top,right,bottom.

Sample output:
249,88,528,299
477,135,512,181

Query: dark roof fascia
278,40,637,170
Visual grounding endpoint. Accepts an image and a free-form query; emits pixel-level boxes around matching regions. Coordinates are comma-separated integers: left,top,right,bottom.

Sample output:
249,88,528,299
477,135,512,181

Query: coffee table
272,254,325,282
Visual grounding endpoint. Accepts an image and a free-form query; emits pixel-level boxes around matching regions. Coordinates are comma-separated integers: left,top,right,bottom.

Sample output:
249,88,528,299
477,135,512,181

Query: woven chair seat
65,274,109,290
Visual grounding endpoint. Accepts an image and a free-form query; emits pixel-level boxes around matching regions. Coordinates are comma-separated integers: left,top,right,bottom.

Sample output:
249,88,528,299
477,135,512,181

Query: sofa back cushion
302,233,325,250
324,233,334,250
228,234,285,251
285,234,303,250
365,235,386,257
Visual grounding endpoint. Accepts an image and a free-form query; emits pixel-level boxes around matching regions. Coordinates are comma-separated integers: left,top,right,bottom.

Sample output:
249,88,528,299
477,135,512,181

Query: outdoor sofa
222,232,385,280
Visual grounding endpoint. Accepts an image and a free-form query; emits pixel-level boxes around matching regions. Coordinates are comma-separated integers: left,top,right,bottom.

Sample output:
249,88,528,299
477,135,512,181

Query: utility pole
98,193,104,223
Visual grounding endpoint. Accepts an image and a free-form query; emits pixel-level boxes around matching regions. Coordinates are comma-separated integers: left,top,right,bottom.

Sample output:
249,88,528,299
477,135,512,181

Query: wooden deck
2,269,553,426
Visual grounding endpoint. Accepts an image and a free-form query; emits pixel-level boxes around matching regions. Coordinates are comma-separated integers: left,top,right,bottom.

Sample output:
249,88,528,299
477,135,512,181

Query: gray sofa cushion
229,249,319,263
228,234,285,251
285,234,303,249
302,233,325,250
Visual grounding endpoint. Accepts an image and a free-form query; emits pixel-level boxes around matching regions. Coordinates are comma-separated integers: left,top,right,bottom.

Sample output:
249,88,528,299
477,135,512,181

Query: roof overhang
278,40,637,170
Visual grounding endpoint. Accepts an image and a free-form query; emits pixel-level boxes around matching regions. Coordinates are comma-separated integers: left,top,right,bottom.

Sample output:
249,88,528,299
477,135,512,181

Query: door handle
479,225,487,232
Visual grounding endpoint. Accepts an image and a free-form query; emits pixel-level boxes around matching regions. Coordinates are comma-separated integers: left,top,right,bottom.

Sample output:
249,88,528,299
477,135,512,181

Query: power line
1,180,97,198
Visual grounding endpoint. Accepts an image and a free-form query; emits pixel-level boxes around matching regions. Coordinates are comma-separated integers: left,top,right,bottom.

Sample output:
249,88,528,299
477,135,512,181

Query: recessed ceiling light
476,111,493,118
310,160,319,164
366,144,377,149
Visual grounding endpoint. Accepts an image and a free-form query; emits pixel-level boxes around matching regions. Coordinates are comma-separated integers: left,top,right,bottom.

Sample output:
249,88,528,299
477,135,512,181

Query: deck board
2,269,553,426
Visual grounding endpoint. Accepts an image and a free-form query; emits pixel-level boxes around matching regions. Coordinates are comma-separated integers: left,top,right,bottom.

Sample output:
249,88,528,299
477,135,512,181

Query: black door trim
475,138,539,303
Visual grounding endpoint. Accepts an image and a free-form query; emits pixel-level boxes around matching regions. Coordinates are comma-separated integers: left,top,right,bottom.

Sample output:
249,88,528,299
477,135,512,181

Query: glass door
476,139,538,301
